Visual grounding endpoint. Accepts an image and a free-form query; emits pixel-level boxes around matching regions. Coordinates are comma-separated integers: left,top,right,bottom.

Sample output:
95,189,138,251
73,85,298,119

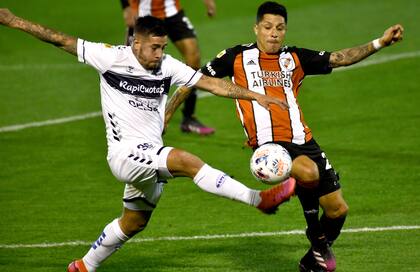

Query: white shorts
107,142,173,211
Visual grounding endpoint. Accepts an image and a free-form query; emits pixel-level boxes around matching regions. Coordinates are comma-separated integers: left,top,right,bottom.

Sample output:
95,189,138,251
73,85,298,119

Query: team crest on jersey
280,58,291,69
279,53,295,71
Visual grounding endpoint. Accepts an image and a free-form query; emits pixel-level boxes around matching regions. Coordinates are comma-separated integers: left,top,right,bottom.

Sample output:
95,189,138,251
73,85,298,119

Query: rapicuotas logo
119,80,165,95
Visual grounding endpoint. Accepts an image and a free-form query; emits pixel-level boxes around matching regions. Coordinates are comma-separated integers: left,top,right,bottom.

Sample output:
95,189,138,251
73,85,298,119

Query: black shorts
164,10,196,42
272,139,341,197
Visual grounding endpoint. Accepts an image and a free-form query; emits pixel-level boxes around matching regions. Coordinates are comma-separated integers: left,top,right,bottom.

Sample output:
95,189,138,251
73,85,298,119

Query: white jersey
76,39,202,149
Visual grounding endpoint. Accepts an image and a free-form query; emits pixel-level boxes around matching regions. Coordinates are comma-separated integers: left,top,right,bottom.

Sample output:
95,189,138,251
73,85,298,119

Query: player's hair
134,16,167,37
256,1,288,24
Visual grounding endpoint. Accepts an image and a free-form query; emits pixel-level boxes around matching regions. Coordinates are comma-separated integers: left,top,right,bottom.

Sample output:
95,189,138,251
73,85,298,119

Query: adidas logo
246,59,257,65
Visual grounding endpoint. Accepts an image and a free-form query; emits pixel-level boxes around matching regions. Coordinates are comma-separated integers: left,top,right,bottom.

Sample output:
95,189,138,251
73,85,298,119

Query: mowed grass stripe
0,50,418,134
1,225,419,249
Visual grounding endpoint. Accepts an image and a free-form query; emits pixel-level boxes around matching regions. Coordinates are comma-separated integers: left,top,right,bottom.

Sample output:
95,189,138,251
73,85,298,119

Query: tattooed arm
165,86,193,127
165,75,288,127
195,75,288,110
329,24,404,68
0,9,77,56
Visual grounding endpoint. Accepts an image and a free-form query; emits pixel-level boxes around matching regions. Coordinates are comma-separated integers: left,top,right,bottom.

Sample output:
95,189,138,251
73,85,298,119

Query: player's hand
203,0,216,18
0,8,16,26
256,94,288,111
379,24,404,47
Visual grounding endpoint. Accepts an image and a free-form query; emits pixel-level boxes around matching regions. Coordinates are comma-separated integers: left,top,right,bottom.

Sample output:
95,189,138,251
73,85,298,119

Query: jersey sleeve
77,39,118,73
200,47,237,78
294,48,332,75
163,55,203,88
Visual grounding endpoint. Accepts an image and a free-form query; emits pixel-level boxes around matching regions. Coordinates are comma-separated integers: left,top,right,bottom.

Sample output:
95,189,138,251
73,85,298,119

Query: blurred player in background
166,1,404,271
0,9,295,272
120,0,217,135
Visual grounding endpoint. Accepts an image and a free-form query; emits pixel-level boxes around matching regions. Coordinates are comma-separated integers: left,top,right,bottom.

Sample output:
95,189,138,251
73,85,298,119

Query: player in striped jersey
0,9,295,272
121,0,217,135
166,2,403,271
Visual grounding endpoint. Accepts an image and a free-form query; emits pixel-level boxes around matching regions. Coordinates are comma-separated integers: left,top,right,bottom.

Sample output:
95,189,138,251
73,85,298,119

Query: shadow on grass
103,236,306,272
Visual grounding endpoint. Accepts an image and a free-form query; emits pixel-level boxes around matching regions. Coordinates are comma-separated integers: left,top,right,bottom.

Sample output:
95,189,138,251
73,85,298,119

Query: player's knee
303,166,319,182
294,164,319,183
125,221,148,236
120,216,149,237
292,156,319,183
167,149,203,178
325,202,349,219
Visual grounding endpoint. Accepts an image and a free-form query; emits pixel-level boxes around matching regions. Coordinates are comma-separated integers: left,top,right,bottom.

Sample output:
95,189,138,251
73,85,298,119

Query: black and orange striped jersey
201,43,332,148
129,0,182,19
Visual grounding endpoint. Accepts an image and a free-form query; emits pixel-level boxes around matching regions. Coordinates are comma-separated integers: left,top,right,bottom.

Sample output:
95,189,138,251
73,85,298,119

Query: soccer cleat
180,116,215,135
67,259,88,272
304,233,336,272
257,177,296,214
299,248,327,272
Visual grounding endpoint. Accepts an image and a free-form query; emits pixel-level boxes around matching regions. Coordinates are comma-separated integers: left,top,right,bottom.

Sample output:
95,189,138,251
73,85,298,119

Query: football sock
296,186,323,241
320,213,346,245
82,218,129,272
182,88,197,118
193,164,261,206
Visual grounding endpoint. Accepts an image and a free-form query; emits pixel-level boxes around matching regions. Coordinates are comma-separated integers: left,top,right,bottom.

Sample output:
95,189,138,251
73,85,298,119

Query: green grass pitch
0,0,419,271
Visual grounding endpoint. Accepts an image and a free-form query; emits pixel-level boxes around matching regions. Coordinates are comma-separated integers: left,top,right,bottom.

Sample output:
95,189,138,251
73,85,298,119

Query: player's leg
72,209,152,272
301,189,347,272
292,156,332,271
166,148,295,214
292,155,320,188
319,189,348,244
308,160,345,271
269,142,322,233
120,1,136,45
68,143,166,272
175,38,214,135
174,37,200,121
291,155,323,237
166,11,214,135
286,141,338,272
174,37,201,70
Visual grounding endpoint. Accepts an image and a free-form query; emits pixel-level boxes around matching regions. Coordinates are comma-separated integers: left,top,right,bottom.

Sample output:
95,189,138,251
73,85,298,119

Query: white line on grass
1,50,419,134
0,225,419,249
0,63,84,71
0,111,102,133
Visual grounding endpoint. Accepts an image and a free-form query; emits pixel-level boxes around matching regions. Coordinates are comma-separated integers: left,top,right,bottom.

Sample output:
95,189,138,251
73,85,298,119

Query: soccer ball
250,143,292,185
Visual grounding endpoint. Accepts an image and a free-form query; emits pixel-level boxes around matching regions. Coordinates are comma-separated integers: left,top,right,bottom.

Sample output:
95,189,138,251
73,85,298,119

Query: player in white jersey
120,0,217,135
0,10,295,272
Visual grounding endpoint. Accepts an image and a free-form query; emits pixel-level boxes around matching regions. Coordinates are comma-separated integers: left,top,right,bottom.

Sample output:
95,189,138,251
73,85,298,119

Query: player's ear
132,37,140,48
254,24,258,35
